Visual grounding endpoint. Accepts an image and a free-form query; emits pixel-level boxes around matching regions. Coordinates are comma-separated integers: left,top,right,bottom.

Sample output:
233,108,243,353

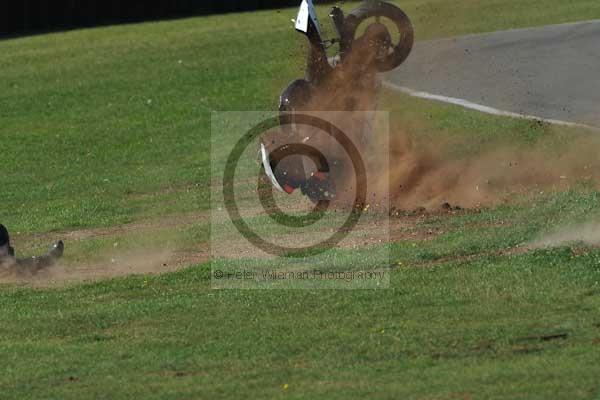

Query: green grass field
2,1,600,398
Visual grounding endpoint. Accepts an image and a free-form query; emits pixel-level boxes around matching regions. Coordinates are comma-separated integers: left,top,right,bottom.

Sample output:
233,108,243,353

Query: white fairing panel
260,143,284,192
295,0,320,34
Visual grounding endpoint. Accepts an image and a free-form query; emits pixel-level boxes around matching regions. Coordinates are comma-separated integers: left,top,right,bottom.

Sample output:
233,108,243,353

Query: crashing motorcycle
261,0,413,203
0,224,64,274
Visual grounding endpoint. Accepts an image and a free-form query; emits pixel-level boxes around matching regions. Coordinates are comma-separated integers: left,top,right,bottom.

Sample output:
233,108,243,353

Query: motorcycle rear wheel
345,1,414,72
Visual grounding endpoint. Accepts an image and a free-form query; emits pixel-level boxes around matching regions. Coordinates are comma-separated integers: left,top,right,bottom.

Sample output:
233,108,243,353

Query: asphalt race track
387,20,600,128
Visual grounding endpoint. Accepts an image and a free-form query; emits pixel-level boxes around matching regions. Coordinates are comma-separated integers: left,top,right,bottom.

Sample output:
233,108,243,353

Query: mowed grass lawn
2,1,600,399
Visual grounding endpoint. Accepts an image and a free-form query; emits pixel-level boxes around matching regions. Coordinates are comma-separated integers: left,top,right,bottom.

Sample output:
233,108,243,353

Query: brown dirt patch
0,246,209,287
1,213,209,287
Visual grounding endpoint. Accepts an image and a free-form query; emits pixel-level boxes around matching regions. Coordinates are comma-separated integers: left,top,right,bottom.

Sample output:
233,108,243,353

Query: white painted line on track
383,81,600,132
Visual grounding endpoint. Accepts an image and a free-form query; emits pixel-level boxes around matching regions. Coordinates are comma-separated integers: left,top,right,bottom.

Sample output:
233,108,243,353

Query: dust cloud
380,128,600,210
301,62,600,211
530,222,600,248
0,247,201,287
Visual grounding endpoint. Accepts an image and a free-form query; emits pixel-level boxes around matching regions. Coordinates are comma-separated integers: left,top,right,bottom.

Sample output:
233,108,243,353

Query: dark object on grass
0,223,15,258
0,224,64,271
261,0,414,203
513,332,569,343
